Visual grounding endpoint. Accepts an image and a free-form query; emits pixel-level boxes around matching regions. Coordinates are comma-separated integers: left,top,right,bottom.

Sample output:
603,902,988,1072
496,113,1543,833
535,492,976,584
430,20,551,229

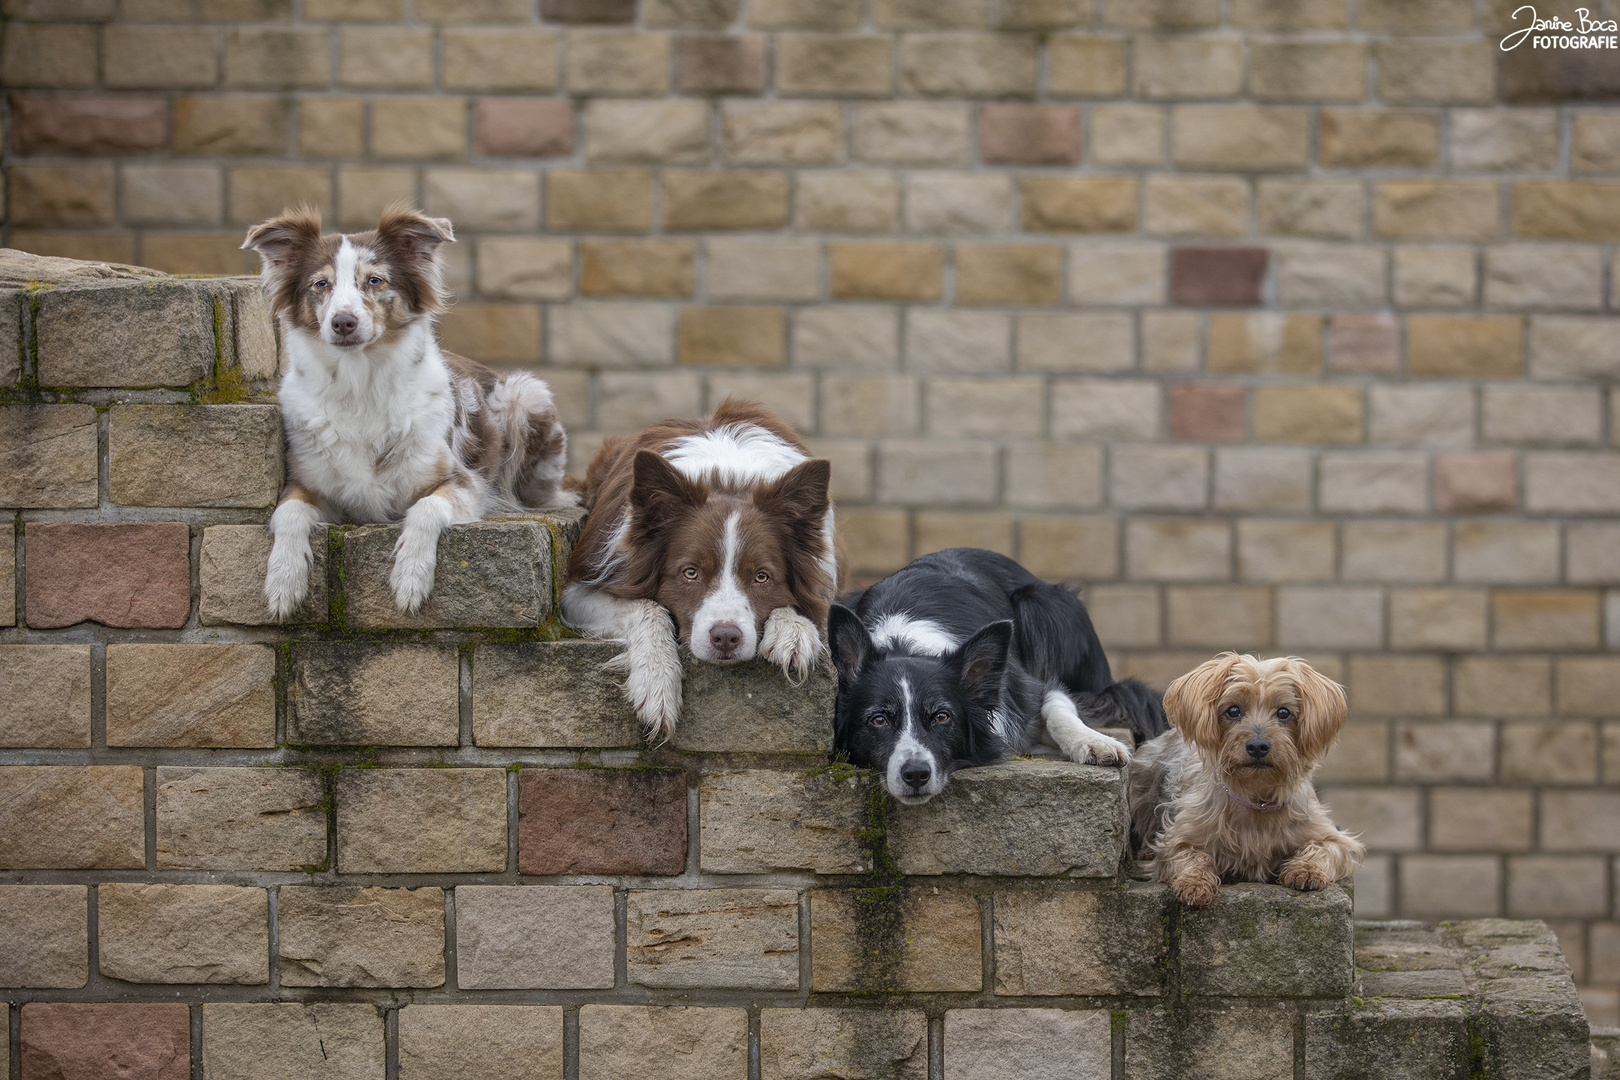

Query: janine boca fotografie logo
1501,6,1620,49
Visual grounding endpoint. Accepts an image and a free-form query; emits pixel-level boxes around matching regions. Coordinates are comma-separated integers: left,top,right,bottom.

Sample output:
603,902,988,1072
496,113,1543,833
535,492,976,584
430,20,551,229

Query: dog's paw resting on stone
761,607,821,683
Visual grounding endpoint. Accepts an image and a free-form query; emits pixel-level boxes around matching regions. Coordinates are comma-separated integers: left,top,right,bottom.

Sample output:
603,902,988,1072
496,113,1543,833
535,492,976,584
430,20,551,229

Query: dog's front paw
389,535,437,613
605,637,683,742
1167,868,1222,907
1278,857,1334,892
264,542,311,622
1066,729,1132,768
761,608,821,683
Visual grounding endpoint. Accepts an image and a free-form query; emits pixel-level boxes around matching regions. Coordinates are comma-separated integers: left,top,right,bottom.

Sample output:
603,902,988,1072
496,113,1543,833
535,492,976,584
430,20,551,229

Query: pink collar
1221,783,1288,812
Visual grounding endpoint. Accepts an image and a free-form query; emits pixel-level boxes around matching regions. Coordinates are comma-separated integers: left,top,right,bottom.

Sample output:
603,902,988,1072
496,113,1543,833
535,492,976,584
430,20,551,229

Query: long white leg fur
562,583,683,740
265,497,323,621
390,481,484,613
1041,688,1131,767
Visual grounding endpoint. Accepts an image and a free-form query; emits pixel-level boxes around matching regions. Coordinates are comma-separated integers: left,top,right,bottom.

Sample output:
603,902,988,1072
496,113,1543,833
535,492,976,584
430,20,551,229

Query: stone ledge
1180,883,1354,998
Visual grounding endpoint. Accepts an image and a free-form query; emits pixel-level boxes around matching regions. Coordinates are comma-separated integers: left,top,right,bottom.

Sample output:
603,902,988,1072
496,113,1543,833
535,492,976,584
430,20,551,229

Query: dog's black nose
709,622,743,657
1246,737,1271,760
900,763,932,789
332,313,359,336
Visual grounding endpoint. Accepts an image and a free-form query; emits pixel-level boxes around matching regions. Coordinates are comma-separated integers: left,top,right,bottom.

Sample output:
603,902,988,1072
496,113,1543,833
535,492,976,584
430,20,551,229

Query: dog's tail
1073,678,1170,744
487,372,575,511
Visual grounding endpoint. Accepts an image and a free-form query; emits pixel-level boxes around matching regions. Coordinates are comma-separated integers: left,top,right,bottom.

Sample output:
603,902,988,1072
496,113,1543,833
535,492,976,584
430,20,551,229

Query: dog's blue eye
869,713,888,727
313,280,328,289
368,276,383,286
1276,708,1291,722
1223,705,1242,720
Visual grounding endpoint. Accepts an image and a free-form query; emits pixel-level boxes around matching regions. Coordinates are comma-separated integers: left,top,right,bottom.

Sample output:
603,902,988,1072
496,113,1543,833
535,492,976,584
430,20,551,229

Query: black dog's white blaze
832,548,1171,803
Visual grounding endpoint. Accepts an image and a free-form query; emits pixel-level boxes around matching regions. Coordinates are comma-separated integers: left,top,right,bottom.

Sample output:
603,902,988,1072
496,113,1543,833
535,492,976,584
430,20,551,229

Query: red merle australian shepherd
563,400,842,739
243,204,573,619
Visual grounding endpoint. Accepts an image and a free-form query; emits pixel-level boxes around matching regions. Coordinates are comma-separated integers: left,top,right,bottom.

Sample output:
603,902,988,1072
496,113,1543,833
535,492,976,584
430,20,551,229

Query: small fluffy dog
562,399,841,739
243,205,571,619
831,548,1168,804
1128,653,1364,907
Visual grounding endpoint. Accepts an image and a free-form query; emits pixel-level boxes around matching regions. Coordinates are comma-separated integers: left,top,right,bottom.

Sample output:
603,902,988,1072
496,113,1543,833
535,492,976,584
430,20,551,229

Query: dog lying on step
829,548,1168,804
242,204,573,620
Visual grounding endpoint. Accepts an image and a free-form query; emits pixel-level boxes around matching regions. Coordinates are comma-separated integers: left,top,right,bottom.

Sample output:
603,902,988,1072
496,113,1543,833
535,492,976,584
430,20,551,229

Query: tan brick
1319,109,1439,168
370,97,465,160
708,373,814,429
1512,180,1620,241
1069,242,1167,303
596,372,702,431
1113,447,1209,513
105,644,274,749
1252,385,1361,444
1144,175,1248,237
228,165,332,225
456,885,615,989
1321,787,1421,850
1124,519,1227,580
1540,791,1620,852
1317,722,1390,784
334,166,414,228
0,408,93,506
955,245,1062,306
443,29,560,90
1,25,97,88
1397,855,1499,918
109,404,282,508
1349,656,1445,717
1249,42,1365,101
1374,182,1499,242
1431,790,1532,851
1276,586,1384,649
1143,311,1200,372
704,239,819,303
831,243,945,301
203,1004,384,1080
336,769,505,874
0,767,144,870
1017,516,1119,580
0,886,87,989
580,1006,747,1080
1017,312,1133,373
776,33,892,96
1493,590,1600,650
811,889,981,991
796,171,897,231
1101,0,1217,27
9,231,136,265
567,30,670,95
806,437,874,502
580,240,693,298
1367,385,1472,447
839,509,908,575
1451,108,1559,172
221,32,327,91
1501,722,1598,785
156,766,326,871
1454,655,1551,717
877,440,997,506
1051,379,1158,442
1020,176,1135,233
336,26,433,87
1406,315,1522,377
291,643,459,746
1206,313,1318,374
1486,384,1603,447
98,883,267,985
905,173,1013,235
438,303,541,365
478,238,572,300
922,377,1040,439
8,164,115,227
584,100,710,164
0,646,90,749
722,101,844,165
1166,585,1273,648
949,1010,1112,1076
1567,525,1620,585
175,96,289,156
1236,520,1334,583
1393,246,1477,308
1133,38,1242,98
663,171,788,230
1359,0,1470,29
1171,105,1310,169
627,889,799,990
794,306,899,369
679,307,784,367
1507,855,1608,917
1376,41,1494,103
105,26,217,88
422,168,538,230
901,32,1036,95
1388,589,1487,649
1080,584,1157,647
645,0,740,24
1257,179,1362,241
760,1009,927,1080
1341,522,1447,583
749,0,862,27
1089,103,1164,165
1394,721,1495,782
1273,242,1386,308
1524,451,1620,514
279,885,444,988
548,303,675,367
546,169,651,232
873,0,993,27
1531,316,1620,379
1047,36,1127,96
1004,444,1103,510
1574,112,1620,173
1485,245,1604,311
852,103,972,166
400,1006,564,1080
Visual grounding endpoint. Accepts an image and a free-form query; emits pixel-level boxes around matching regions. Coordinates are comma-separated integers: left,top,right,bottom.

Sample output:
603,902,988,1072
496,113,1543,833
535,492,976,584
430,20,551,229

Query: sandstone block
1046,35,1126,92
628,888,799,989
1258,179,1363,241
12,95,165,154
1430,788,1533,850
546,169,652,231
370,97,466,160
1126,1003,1293,1080
157,766,326,871
1021,176,1135,234
120,164,225,226
1017,516,1119,580
173,93,292,156
723,102,845,165
583,100,710,164
878,440,998,505
1253,385,1361,444
1406,315,1523,377
36,281,213,387
760,1009,927,1080
810,888,982,992
794,306,899,369
1208,313,1321,374
474,99,572,157
199,524,329,626
1454,656,1552,718
0,766,144,869
1304,1000,1469,1080
1144,175,1248,237
477,238,572,299
1,24,98,88
1170,247,1266,305
1454,522,1560,585
1377,41,1493,103
1341,522,1446,584
1314,110,1439,168
852,103,972,166
0,645,90,749
25,521,190,630
23,1004,189,1080
978,104,1080,165
278,885,444,988
336,769,507,873
566,30,671,95
1070,242,1168,304
678,307,786,367
955,245,1063,306
904,172,1012,235
1393,246,1476,308
1493,590,1600,650
679,653,837,750
543,0,635,18
906,310,1010,372
946,1009,1111,1080
1367,385,1471,447
1274,242,1386,307
1017,312,1133,374
582,239,694,298
776,33,892,96
1436,453,1516,513
202,1004,384,1080
1180,884,1352,997
98,883,267,985
1112,447,1211,512
700,768,871,874
749,0,861,26
889,760,1124,876
441,29,559,90
0,885,87,989
106,644,274,748
421,168,539,231
993,884,1168,996
664,171,789,232
519,767,685,874
1512,180,1620,241
473,640,640,748
290,643,459,746
1276,586,1385,649
580,1006,747,1080
1133,37,1241,98
1525,451,1620,513
901,33,1036,96
1090,103,1164,165
399,1006,564,1080
456,885,615,989
678,33,767,94
830,243,945,301
1250,42,1365,101
1172,105,1309,169
342,519,555,629
1375,181,1499,241
7,164,115,227
1052,379,1159,441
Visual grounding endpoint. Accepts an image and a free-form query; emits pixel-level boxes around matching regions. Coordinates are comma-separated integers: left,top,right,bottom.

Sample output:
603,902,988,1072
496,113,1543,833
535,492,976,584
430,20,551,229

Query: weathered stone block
290,643,459,746
278,885,444,988
106,643,275,748
0,644,90,749
108,404,282,509
811,888,982,992
455,885,616,990
36,282,214,387
0,885,87,988
579,1006,747,1080
628,888,800,989
945,1009,1111,1080
343,519,555,629
0,405,98,509
887,760,1125,877
25,522,191,630
0,766,144,869
399,1005,564,1080
518,767,686,875
336,769,507,873
474,640,641,747
675,656,836,753
202,1003,385,1080
157,766,327,871
1303,1000,1469,1080
1126,1003,1295,1080
200,524,330,626
994,884,1169,996
98,883,268,985
1180,884,1353,997
700,768,872,874
23,1003,189,1080
760,1009,927,1080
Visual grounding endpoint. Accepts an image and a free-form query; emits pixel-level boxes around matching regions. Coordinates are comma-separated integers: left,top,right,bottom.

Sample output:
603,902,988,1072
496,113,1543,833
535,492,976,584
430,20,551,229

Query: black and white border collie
562,399,843,739
831,548,1168,804
242,204,573,619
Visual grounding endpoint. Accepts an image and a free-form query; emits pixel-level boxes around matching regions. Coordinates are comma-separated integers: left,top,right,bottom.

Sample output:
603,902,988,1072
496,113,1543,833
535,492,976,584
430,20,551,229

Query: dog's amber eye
1223,705,1242,721
1276,707,1292,722
870,713,888,726
932,710,950,724
754,570,769,583
682,567,698,580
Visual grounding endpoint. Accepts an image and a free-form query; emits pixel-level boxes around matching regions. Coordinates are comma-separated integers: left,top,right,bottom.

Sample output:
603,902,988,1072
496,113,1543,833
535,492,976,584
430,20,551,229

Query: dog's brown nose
332,313,359,336
1246,737,1271,760
709,622,743,657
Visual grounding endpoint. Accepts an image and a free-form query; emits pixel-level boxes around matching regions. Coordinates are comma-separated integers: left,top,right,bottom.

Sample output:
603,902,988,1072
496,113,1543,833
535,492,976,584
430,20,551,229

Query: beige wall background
5,0,1620,1022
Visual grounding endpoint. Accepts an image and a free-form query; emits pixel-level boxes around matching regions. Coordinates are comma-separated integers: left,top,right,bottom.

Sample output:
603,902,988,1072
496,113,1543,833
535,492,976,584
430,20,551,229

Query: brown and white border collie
563,400,842,738
243,204,572,619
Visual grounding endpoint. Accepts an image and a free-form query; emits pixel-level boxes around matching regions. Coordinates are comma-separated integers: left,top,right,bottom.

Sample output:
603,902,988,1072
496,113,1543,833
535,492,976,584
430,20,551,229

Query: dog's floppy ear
828,604,872,691
1284,658,1347,761
241,206,322,265
953,620,1013,710
1163,652,1247,751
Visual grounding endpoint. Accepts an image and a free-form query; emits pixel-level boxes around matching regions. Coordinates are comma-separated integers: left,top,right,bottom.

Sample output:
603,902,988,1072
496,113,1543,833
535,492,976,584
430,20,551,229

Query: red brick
25,523,191,630
677,34,767,95
1330,313,1399,374
1436,453,1516,514
1171,247,1267,306
518,768,686,875
1170,384,1246,442
11,96,167,156
540,0,634,20
22,1003,190,1080
979,104,1081,165
474,99,574,157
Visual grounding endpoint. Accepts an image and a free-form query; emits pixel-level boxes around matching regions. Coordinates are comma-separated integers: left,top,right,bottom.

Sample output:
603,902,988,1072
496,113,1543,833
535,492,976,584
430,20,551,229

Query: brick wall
4,0,1620,1028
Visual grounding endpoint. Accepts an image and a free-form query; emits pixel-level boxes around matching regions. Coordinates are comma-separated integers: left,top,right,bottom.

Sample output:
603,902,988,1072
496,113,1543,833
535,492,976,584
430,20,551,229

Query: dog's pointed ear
754,458,830,526
375,203,455,260
629,450,706,536
1286,659,1347,761
954,620,1013,709
829,604,872,690
1163,652,1245,750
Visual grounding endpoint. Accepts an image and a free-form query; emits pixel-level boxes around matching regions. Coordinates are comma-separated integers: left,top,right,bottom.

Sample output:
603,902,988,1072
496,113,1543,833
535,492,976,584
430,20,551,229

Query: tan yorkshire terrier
1127,652,1364,907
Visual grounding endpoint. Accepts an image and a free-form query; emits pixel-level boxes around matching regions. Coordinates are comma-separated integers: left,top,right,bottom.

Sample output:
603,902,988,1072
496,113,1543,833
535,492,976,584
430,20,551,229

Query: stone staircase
0,253,1596,1078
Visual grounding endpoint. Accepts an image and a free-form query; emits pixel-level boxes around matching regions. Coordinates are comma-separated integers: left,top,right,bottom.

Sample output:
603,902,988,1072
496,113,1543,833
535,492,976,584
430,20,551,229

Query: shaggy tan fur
1127,653,1364,907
